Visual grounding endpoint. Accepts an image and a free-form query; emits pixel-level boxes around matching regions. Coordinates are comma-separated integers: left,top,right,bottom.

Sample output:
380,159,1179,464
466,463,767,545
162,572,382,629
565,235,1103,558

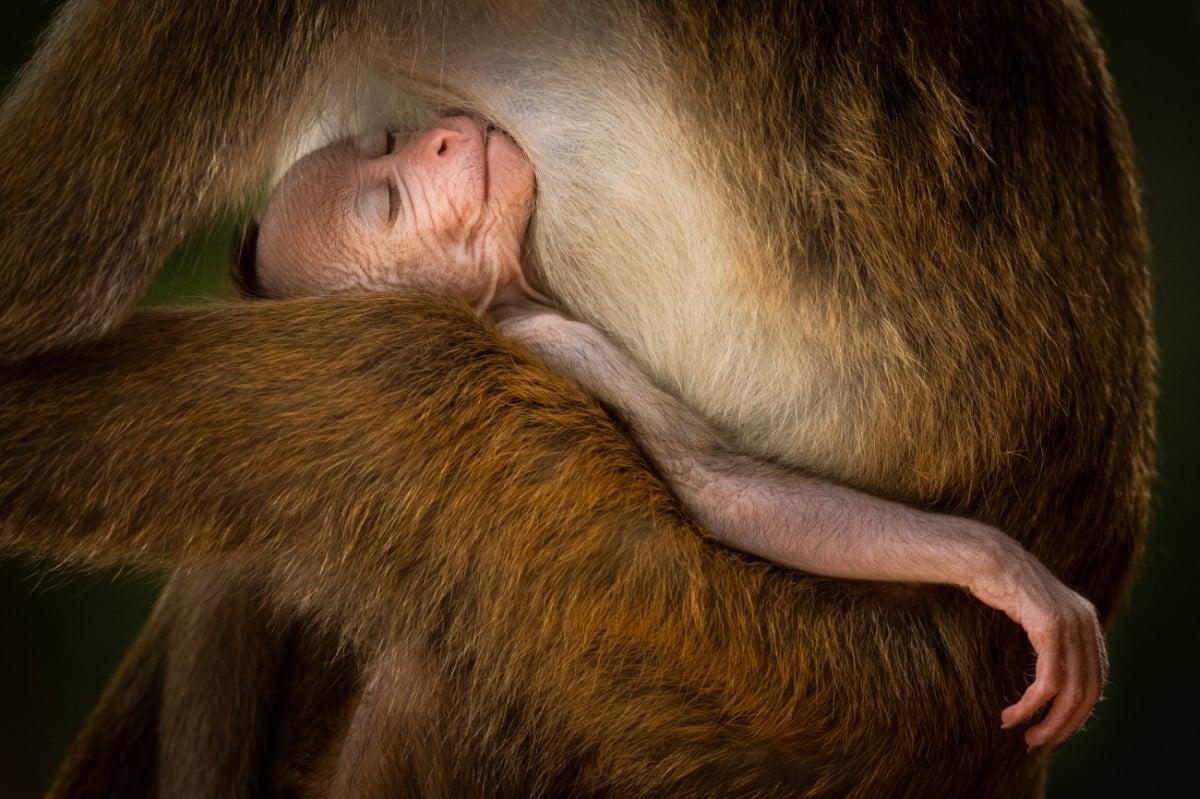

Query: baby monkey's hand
961,529,1108,751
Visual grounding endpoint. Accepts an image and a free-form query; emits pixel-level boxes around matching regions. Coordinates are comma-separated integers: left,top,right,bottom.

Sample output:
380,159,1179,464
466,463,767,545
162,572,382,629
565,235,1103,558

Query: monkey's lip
482,127,512,204
482,128,530,206
482,128,493,203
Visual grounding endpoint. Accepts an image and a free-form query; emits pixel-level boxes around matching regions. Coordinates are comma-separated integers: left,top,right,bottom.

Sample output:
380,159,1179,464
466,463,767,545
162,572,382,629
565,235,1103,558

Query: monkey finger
1046,612,1107,750
1001,682,1052,730
1023,619,1085,749
1001,619,1063,728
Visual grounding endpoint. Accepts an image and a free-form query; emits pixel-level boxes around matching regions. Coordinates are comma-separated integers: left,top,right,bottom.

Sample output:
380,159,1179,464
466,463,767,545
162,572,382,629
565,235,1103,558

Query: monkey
148,111,1107,797
0,1,1153,797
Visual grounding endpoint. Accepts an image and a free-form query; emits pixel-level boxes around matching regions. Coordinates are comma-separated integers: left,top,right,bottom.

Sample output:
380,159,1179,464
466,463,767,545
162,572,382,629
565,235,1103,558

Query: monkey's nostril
438,141,448,155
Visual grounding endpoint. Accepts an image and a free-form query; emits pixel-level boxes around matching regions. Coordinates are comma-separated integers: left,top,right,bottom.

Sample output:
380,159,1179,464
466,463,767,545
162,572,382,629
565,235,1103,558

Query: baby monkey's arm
496,306,1106,752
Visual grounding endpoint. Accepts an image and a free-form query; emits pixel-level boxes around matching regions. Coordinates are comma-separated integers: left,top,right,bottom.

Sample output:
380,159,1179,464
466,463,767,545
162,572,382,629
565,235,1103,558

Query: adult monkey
0,1,1153,798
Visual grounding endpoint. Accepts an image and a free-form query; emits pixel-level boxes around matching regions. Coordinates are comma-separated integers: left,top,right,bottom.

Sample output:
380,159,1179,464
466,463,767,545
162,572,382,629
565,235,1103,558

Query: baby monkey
248,116,1105,750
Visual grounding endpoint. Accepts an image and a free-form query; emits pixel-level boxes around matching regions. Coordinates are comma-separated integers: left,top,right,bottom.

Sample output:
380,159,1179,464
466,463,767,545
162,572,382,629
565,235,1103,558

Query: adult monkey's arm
0,294,656,643
0,0,374,359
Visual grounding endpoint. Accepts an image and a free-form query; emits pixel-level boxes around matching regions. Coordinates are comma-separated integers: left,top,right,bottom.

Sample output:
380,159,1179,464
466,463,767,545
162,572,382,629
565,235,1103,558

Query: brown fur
0,0,1153,796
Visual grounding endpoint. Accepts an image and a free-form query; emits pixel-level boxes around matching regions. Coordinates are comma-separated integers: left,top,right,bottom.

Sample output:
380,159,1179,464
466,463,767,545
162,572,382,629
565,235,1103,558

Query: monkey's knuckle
1059,688,1085,712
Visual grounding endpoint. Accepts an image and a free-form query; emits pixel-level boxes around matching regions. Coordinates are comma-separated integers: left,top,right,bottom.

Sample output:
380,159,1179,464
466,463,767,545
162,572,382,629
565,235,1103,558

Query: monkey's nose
418,116,480,159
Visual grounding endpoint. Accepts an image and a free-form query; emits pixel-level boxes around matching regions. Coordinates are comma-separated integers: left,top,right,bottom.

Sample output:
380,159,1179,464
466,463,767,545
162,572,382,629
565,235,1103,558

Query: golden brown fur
0,0,1153,796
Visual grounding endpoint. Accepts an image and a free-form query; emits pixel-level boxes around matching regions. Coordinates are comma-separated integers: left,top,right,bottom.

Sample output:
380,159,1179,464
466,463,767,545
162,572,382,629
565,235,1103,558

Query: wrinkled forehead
270,142,357,227
258,141,363,272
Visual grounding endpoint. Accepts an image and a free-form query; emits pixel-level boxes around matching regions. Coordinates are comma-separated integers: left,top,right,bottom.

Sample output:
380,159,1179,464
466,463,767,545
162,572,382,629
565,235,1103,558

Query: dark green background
1,2,1196,796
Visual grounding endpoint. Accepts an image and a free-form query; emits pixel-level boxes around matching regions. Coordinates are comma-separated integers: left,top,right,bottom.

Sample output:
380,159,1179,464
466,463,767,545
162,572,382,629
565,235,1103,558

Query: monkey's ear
230,221,266,299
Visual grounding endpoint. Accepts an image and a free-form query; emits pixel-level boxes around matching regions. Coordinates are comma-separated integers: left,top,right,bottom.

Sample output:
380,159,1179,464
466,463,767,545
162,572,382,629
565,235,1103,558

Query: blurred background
0,1,1195,796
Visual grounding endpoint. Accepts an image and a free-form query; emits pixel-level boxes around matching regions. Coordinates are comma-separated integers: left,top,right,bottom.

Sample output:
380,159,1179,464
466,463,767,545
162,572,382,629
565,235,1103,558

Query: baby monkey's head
254,116,543,310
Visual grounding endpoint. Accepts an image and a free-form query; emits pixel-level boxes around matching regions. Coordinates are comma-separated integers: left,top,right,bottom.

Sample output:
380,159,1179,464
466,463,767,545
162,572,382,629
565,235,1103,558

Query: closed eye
387,179,400,225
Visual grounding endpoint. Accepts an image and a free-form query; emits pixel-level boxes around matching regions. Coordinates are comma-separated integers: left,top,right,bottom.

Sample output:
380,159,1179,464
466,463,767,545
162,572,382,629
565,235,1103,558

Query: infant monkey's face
256,116,536,308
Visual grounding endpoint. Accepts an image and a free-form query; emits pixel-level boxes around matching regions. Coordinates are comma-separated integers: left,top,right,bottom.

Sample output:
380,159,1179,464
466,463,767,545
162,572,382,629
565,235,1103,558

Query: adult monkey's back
0,1,1153,797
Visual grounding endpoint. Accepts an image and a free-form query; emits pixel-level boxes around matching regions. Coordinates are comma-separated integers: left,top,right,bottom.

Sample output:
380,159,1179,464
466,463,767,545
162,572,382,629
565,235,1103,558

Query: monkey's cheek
254,260,329,299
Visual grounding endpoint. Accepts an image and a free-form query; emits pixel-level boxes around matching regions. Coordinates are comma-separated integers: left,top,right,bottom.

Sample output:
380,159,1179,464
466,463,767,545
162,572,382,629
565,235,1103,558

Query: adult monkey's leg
48,571,351,799
157,570,290,799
